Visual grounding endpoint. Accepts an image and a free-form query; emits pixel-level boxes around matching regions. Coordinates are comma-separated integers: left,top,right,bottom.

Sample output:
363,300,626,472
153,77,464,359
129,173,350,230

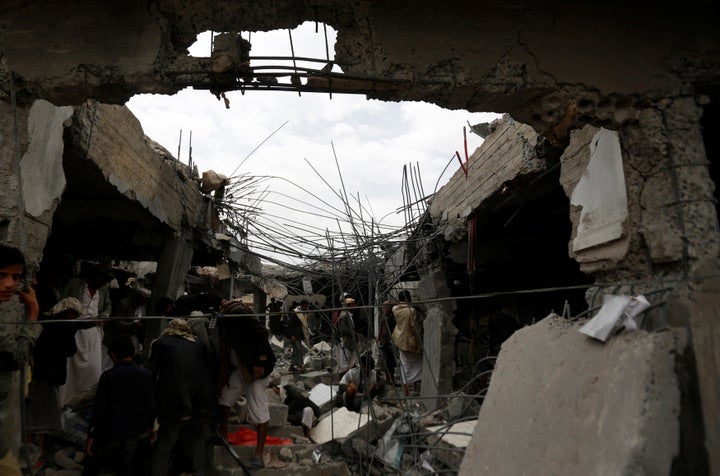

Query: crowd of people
1,243,426,475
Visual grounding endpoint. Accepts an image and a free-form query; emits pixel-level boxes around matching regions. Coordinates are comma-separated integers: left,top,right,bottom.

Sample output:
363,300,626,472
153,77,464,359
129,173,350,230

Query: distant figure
0,244,41,475
334,296,358,376
287,300,309,371
265,297,284,337
392,290,423,396
82,336,156,476
378,300,398,386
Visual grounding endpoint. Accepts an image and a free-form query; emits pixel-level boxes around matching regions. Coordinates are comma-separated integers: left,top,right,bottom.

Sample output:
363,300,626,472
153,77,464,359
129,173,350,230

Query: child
82,335,156,476
0,244,40,476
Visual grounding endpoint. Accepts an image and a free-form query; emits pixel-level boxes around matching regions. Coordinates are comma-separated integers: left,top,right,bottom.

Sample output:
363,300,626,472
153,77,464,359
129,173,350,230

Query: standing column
147,232,193,346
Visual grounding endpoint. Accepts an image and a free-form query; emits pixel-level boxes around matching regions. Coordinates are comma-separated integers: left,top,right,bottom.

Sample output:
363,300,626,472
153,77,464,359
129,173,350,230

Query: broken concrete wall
65,102,208,233
558,99,720,470
560,99,719,282
1,99,73,267
430,118,547,240
459,315,684,476
416,265,457,410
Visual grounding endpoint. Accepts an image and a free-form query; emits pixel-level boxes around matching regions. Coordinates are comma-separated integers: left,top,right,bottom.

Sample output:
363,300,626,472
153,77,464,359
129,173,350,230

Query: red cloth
227,427,292,446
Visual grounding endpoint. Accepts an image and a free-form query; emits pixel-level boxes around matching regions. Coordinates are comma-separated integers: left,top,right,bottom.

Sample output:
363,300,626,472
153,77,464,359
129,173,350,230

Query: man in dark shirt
148,318,214,476
83,336,156,476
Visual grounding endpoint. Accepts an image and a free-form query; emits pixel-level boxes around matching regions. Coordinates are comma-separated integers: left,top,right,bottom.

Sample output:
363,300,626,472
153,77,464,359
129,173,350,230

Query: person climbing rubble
217,299,276,470
282,384,320,438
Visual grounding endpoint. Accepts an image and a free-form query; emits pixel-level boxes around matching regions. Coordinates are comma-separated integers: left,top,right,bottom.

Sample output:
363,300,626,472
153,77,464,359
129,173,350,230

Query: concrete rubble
459,314,686,476
32,330,490,476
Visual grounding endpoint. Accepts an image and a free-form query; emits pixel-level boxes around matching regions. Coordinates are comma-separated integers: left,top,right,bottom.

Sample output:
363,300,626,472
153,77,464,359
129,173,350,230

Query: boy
0,244,40,476
83,335,156,476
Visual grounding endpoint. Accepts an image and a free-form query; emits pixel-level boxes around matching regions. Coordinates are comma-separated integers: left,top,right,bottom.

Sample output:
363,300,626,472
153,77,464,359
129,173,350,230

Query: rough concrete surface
459,314,683,476
310,407,371,445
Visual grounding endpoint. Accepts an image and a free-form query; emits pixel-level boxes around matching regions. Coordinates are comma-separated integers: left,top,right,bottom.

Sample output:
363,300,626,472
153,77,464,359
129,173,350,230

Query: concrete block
297,370,333,387
268,403,289,427
458,315,683,476
311,407,372,445
309,383,338,413
278,446,294,462
427,420,477,469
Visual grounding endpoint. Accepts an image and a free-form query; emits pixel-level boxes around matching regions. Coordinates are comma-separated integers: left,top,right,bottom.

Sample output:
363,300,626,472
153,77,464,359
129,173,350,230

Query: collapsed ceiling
1,0,718,138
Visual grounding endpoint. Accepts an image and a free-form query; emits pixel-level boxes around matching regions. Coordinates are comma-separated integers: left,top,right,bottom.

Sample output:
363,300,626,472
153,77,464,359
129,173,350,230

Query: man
286,301,308,372
107,284,150,355
59,262,113,406
217,300,276,470
0,244,40,475
338,352,380,412
283,384,320,438
392,290,423,396
294,300,312,346
26,298,81,465
148,318,214,476
334,296,358,376
83,336,155,476
265,297,284,337
378,300,398,386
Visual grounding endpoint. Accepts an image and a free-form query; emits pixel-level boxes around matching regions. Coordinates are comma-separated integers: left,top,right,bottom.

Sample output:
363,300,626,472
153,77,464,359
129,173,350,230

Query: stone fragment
458,315,684,476
268,403,289,427
278,446,294,462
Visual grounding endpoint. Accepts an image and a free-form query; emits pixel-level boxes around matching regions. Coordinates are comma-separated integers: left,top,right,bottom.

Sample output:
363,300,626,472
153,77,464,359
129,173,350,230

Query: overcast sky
127,23,500,265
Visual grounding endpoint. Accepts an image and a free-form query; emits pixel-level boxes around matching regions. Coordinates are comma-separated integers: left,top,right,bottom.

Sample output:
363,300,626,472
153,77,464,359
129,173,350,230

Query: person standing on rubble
286,303,306,372
0,245,41,475
392,290,423,397
217,300,276,470
265,297,284,337
148,318,214,476
379,300,399,386
334,296,358,376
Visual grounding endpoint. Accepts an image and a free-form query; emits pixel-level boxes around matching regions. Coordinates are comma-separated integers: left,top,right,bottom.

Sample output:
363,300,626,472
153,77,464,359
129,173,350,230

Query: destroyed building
1,1,720,475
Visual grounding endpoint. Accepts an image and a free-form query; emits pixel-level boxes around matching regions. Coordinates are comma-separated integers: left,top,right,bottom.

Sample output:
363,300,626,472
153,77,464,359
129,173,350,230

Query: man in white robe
57,262,112,407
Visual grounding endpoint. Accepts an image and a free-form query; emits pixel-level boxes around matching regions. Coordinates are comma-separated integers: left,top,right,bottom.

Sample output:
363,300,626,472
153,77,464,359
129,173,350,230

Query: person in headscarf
58,262,113,407
147,319,214,476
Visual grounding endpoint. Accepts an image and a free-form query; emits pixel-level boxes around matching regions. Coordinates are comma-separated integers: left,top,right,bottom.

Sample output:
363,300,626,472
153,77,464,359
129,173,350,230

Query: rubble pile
29,336,485,476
